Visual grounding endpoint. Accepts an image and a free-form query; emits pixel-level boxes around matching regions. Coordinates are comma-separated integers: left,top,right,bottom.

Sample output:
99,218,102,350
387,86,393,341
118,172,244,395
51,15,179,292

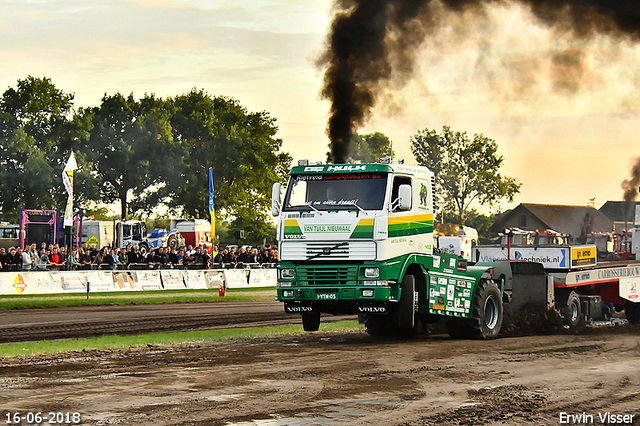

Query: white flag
62,151,77,227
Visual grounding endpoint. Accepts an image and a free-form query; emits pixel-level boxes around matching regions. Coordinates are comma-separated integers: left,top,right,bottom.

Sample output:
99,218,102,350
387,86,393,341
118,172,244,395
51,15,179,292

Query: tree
160,89,291,243
0,76,76,220
326,131,394,163
411,126,521,224
78,93,178,219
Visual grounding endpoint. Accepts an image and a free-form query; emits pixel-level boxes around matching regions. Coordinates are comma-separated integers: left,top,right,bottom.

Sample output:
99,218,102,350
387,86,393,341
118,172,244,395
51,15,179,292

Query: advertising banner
224,269,250,288
183,270,207,289
160,270,186,289
248,269,277,287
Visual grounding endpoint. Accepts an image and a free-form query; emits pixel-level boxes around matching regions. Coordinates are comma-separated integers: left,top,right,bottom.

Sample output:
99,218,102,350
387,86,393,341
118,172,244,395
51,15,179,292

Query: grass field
0,287,277,310
0,320,361,358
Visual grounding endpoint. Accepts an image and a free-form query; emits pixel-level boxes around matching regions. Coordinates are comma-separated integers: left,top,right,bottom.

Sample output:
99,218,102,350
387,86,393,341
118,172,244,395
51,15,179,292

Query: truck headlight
280,269,295,279
364,267,380,278
362,289,374,297
282,290,294,298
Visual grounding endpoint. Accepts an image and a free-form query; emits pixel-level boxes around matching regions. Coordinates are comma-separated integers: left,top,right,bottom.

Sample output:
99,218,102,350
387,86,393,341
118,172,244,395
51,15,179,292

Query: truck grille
281,241,376,261
299,266,358,286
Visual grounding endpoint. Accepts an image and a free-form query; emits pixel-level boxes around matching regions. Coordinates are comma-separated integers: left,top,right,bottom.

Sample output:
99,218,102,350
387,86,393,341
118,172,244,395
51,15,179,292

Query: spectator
153,248,166,268
78,248,92,270
67,247,80,271
28,244,38,269
145,249,157,269
125,245,139,266
91,247,105,270
214,248,227,265
37,249,53,271
0,247,8,271
89,244,98,262
7,248,19,270
201,247,211,269
192,246,205,267
102,249,115,270
168,247,180,267
21,247,32,271
49,246,62,269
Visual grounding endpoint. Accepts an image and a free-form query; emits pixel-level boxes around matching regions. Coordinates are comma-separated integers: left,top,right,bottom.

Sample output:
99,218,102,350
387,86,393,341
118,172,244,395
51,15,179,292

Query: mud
1,326,640,425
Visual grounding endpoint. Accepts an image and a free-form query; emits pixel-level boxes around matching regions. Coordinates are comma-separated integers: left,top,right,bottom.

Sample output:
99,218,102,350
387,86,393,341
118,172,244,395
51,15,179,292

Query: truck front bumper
277,286,397,315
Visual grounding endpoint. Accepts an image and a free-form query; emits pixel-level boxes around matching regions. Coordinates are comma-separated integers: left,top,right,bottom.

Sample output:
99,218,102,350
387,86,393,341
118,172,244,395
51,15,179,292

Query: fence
0,268,277,295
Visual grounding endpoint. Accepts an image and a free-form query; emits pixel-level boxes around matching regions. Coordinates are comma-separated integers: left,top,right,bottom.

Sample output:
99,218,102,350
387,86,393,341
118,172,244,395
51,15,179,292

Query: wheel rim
570,300,579,323
484,295,499,330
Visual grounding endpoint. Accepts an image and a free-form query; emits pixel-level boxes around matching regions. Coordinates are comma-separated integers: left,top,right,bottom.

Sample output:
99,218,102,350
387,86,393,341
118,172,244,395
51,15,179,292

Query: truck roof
289,163,432,177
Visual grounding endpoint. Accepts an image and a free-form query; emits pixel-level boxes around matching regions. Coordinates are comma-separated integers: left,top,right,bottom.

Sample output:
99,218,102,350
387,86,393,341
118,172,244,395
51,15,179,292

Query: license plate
316,293,337,300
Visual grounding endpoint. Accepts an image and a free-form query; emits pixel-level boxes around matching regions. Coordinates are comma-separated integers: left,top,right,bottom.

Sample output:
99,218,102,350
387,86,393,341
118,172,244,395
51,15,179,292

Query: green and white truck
272,160,503,339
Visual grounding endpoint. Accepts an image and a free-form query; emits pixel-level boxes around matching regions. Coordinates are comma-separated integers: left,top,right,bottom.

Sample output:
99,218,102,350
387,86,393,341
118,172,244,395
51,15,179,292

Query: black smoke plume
320,0,640,163
621,156,640,225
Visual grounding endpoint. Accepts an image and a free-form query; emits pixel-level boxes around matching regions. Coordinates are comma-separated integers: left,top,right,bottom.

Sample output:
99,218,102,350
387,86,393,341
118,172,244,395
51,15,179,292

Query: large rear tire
447,280,502,340
468,279,503,339
301,311,321,332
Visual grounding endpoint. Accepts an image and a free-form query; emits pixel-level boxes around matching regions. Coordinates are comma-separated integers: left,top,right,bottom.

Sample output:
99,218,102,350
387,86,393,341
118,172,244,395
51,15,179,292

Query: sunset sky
2,0,640,215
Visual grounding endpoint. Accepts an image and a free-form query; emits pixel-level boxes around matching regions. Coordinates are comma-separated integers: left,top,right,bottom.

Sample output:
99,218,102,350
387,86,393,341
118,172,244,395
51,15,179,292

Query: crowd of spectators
0,243,279,272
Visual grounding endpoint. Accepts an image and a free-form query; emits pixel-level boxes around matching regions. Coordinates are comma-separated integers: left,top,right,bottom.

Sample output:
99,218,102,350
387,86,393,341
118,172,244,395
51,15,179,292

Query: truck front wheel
397,274,416,331
301,311,321,332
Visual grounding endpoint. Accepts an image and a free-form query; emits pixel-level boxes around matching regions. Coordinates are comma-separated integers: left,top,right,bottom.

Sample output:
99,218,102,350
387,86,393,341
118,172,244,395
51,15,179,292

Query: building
599,201,640,234
491,203,614,243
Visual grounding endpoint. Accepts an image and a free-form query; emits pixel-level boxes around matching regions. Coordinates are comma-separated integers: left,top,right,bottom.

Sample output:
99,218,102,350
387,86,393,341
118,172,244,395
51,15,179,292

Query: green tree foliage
164,89,291,244
411,125,521,224
326,132,394,163
1,77,291,244
77,93,178,220
0,77,75,220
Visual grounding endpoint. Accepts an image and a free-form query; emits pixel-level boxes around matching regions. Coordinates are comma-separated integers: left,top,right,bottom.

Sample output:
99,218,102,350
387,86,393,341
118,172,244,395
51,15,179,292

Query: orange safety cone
218,284,225,297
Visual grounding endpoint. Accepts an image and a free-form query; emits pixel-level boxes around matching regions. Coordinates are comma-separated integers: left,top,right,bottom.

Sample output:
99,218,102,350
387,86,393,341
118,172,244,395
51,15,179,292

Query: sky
2,0,640,215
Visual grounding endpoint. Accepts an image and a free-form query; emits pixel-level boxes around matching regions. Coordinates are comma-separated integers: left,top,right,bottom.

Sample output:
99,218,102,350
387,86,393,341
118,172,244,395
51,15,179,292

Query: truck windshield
283,173,388,211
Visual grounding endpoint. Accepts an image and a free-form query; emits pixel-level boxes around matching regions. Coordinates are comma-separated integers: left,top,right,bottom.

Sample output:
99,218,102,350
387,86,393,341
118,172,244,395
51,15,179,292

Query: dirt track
1,324,640,426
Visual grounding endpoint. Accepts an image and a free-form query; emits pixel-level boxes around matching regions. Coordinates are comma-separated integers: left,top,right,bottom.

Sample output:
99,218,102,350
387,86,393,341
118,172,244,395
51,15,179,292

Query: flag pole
209,167,215,246
62,151,78,269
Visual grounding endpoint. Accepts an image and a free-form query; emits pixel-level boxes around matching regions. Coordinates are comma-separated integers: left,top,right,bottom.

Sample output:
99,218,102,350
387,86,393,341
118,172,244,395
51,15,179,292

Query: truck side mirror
397,184,412,210
272,182,282,216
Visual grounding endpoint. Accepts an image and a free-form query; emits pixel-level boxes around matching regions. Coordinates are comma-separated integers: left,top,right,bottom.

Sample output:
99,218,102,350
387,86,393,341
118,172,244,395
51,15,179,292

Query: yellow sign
86,235,100,247
571,246,597,267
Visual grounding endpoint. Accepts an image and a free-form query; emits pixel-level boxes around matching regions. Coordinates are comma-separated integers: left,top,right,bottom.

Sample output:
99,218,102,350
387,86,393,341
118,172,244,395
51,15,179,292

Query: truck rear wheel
301,311,321,332
447,279,502,340
468,279,503,339
625,302,640,325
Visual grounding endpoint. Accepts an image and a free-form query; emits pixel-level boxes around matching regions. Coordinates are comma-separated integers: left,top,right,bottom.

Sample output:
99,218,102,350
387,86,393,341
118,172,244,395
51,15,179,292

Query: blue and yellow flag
209,167,215,242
